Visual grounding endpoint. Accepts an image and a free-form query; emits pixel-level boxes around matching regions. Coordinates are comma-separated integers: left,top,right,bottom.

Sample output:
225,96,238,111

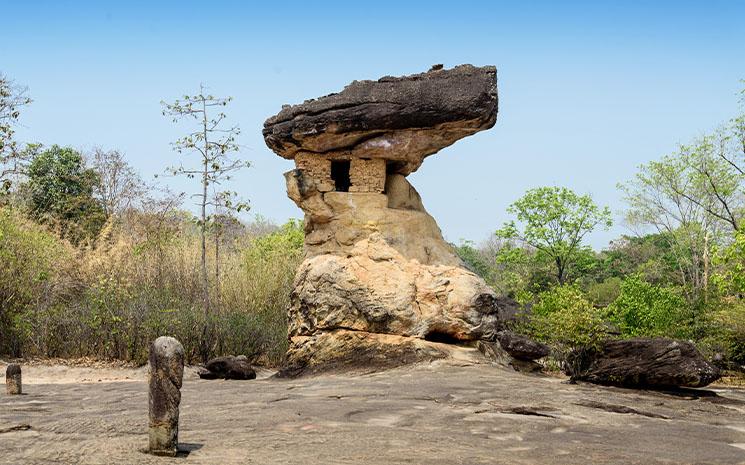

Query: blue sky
2,1,744,249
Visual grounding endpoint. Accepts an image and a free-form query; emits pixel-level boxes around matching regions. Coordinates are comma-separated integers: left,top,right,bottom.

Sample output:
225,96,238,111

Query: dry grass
1,207,302,366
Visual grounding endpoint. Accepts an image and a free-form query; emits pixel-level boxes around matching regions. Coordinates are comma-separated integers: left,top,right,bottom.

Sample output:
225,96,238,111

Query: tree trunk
200,95,211,363
556,257,566,285
703,228,710,303
214,226,220,307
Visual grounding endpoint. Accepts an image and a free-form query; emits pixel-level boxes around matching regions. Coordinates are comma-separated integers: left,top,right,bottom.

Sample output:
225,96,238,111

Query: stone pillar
6,364,21,395
148,336,184,456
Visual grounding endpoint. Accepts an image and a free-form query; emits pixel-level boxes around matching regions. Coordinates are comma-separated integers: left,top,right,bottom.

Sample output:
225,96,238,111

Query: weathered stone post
6,364,22,395
148,336,184,456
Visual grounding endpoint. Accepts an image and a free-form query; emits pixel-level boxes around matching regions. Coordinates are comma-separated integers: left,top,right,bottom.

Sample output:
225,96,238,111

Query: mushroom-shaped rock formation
263,65,501,375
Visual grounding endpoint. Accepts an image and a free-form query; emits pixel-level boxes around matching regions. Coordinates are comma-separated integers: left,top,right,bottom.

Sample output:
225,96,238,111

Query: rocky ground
2,349,745,465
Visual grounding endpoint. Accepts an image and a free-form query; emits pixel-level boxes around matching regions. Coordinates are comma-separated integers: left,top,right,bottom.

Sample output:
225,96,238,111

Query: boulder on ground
199,356,256,380
568,338,721,389
496,330,550,361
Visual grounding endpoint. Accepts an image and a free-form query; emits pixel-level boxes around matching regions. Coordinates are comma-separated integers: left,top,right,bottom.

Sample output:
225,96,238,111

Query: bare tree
0,73,32,190
161,84,248,361
91,148,146,216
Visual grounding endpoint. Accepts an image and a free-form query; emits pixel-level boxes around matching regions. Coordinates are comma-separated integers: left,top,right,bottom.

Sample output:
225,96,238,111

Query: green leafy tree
713,229,745,295
620,84,745,302
454,240,494,281
24,145,107,243
526,284,607,377
606,275,691,339
496,186,612,285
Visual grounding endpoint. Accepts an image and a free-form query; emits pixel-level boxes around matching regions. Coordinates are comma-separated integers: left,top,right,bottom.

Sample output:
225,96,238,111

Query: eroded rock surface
570,338,721,388
5,363,21,395
148,336,184,456
263,65,500,373
263,64,498,175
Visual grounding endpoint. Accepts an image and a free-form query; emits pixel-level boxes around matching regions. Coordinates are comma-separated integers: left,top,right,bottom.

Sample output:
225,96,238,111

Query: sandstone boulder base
570,338,721,389
264,65,500,374
199,356,257,380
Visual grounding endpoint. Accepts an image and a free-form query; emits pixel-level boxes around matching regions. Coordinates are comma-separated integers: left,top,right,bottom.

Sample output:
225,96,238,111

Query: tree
618,136,742,302
23,145,107,244
0,74,32,191
90,147,146,216
161,85,248,361
496,186,612,285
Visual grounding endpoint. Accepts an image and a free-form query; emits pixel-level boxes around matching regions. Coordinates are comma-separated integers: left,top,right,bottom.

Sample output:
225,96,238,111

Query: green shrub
0,207,74,355
698,301,745,365
2,211,303,366
585,277,622,307
529,284,607,350
521,285,607,376
605,275,692,339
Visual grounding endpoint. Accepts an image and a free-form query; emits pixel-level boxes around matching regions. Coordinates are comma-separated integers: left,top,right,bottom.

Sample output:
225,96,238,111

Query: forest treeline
0,75,300,364
456,82,745,369
1,72,744,369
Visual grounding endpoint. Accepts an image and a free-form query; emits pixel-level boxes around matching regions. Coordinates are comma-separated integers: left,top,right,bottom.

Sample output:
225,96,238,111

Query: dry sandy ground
2,350,745,465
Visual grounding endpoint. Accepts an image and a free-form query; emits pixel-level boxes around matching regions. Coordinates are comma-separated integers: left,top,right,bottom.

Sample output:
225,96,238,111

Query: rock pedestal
6,364,21,395
148,336,184,456
264,65,503,374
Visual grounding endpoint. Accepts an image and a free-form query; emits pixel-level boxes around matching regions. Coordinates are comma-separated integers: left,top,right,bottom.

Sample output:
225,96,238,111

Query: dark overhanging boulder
263,64,498,175
496,330,550,361
566,337,721,389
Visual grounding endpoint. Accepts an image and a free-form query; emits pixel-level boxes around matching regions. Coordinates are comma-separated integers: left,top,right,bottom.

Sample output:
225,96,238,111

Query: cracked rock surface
2,358,744,464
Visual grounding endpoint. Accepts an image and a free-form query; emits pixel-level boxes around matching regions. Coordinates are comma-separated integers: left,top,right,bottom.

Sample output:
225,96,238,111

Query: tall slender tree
161,84,247,361
496,186,612,285
0,73,32,192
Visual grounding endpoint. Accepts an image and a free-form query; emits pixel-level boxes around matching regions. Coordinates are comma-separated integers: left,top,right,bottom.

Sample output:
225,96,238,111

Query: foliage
161,86,249,361
1,207,302,366
712,229,745,295
496,186,612,285
523,285,608,374
584,277,622,307
0,207,74,356
454,240,495,282
605,275,692,339
529,285,607,348
23,145,107,244
707,301,745,365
